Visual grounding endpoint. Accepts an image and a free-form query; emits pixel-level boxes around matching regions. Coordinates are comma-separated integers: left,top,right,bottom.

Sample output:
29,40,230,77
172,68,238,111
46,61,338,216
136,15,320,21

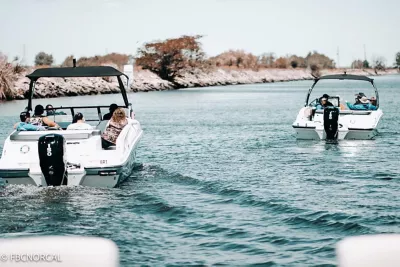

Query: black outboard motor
38,134,68,186
323,106,339,140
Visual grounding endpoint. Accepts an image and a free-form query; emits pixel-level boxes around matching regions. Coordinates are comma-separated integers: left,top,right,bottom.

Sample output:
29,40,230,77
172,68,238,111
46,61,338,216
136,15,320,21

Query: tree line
24,35,400,83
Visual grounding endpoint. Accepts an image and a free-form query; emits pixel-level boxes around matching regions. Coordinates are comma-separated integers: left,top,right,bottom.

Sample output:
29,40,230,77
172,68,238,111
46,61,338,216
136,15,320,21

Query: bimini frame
304,73,379,108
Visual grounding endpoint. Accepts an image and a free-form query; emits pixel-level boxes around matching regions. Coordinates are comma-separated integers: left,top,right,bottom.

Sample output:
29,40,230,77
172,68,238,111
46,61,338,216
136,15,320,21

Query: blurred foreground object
336,234,400,267
0,236,119,267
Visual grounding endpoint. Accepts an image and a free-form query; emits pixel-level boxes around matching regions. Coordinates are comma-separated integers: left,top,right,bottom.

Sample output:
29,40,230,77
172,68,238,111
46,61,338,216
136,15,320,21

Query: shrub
274,57,288,68
61,53,130,70
34,52,54,66
0,53,16,100
288,55,306,68
209,50,259,69
305,51,335,69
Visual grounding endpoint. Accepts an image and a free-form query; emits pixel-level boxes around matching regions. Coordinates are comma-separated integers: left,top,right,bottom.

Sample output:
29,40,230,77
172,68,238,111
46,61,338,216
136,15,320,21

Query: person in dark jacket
103,104,118,120
316,94,334,110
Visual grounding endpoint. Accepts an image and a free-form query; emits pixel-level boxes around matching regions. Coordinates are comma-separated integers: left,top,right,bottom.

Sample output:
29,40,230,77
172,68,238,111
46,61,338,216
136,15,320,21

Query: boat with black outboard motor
292,73,383,140
0,62,143,188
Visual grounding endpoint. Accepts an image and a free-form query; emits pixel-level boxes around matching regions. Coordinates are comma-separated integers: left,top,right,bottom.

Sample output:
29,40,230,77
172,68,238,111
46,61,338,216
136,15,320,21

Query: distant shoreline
8,68,399,100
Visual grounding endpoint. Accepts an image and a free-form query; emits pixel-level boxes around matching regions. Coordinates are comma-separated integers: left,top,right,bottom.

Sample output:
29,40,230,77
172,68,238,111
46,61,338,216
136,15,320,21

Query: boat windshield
306,79,378,107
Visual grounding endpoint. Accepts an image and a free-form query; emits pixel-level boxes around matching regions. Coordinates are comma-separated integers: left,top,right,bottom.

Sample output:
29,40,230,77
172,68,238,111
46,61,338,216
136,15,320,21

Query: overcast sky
0,0,399,67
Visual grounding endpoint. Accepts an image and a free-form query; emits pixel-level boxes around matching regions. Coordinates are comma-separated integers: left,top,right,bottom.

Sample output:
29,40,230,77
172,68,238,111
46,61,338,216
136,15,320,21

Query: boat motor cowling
323,106,339,140
38,134,68,186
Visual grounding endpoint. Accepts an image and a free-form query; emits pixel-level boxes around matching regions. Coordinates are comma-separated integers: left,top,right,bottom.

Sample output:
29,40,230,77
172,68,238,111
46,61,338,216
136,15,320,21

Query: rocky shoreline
9,68,399,100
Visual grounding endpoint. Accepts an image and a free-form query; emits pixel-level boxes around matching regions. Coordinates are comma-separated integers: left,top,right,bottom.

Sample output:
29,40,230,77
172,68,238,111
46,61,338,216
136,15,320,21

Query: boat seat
10,129,101,141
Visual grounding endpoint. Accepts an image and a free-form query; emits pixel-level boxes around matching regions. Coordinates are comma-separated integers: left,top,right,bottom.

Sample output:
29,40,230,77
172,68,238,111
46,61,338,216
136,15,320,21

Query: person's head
320,97,327,105
20,111,30,122
359,96,370,104
370,96,377,106
322,94,330,99
34,104,44,116
354,92,365,103
72,112,84,123
109,104,118,114
111,108,126,124
46,104,54,115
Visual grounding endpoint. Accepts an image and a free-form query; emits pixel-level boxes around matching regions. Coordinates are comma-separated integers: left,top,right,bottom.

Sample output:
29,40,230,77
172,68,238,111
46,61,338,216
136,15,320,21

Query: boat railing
314,110,372,115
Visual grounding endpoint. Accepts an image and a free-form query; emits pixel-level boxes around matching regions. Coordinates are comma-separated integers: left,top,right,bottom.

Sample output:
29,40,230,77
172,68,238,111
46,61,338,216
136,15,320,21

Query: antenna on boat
73,58,76,68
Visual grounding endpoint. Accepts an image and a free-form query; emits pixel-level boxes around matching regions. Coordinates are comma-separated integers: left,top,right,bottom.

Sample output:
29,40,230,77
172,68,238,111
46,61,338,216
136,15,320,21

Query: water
1,75,399,266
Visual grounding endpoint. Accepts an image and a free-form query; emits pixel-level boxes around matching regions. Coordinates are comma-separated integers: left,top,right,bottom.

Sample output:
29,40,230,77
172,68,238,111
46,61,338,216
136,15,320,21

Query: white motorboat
0,64,143,188
292,73,383,140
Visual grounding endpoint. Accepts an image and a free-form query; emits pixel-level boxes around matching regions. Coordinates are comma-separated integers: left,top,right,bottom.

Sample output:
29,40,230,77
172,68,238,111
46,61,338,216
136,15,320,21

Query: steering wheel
308,98,319,107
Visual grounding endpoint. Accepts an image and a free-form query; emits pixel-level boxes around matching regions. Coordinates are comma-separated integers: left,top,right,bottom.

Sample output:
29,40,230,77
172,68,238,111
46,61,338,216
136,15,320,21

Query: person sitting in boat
316,94,334,110
353,92,366,105
103,103,118,120
13,111,46,131
369,96,377,106
346,96,377,110
46,104,67,116
13,111,30,129
29,104,61,129
101,108,128,149
66,112,93,130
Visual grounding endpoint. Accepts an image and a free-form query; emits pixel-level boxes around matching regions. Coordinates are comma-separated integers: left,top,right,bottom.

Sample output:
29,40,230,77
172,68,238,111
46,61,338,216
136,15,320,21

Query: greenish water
0,75,399,266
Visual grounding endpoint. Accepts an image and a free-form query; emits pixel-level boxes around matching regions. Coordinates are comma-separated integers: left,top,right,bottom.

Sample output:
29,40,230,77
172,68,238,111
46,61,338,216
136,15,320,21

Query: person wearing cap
316,94,334,110
353,92,366,105
103,104,118,120
346,96,377,110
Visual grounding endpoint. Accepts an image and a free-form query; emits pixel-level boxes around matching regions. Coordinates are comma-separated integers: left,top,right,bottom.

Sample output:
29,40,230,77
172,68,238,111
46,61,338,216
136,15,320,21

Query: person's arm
42,117,60,128
346,102,355,110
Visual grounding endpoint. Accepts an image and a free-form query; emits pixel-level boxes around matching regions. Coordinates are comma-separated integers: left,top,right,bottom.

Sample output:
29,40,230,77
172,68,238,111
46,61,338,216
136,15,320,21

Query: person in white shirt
67,112,93,130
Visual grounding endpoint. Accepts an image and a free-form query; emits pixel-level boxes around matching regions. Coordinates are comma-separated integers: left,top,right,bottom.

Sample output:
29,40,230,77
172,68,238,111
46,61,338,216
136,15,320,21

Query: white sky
0,0,399,67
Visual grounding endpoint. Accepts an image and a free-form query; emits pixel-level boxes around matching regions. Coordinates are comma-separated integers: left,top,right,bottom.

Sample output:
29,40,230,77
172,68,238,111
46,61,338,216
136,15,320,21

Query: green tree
363,60,370,68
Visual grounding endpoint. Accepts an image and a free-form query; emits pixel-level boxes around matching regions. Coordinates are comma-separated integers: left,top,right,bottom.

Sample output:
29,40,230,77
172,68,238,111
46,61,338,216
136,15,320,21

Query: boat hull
0,148,138,188
0,120,143,188
293,126,378,140
293,108,382,140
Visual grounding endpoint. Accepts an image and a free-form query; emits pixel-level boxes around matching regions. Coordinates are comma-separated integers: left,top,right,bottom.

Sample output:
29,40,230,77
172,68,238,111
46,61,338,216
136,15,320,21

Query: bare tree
371,55,386,70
